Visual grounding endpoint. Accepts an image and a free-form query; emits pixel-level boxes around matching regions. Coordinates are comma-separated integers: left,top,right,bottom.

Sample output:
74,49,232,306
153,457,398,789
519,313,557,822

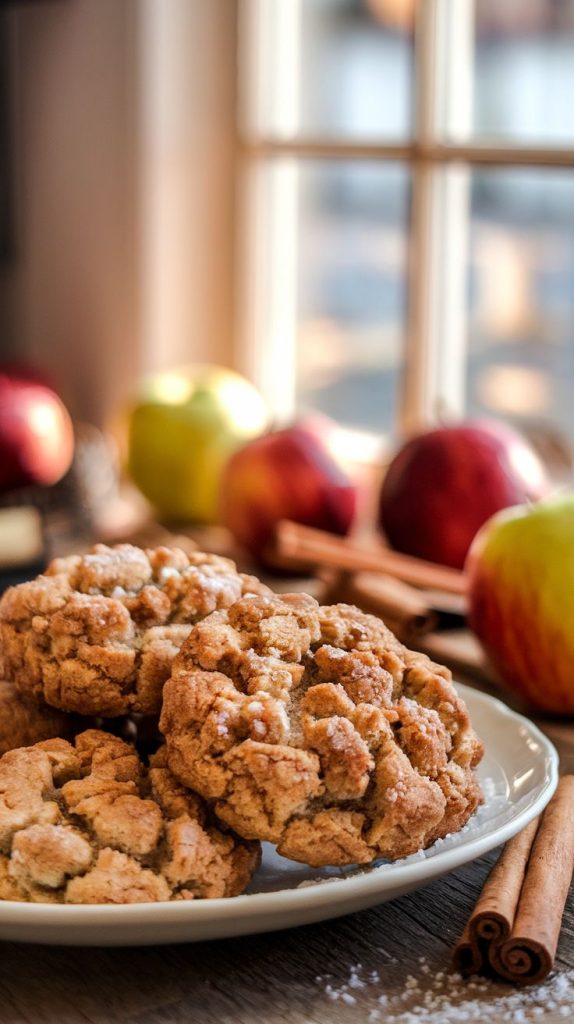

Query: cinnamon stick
272,521,466,595
321,570,438,640
453,777,574,985
452,818,539,977
496,776,574,984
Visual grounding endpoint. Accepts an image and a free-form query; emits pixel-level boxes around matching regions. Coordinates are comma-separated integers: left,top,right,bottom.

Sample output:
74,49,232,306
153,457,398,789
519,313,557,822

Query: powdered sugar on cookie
0,544,272,716
0,730,260,904
160,594,484,867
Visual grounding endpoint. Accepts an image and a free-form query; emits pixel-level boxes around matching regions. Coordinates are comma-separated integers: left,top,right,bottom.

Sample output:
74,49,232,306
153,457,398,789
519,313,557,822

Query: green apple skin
467,493,574,714
127,366,268,524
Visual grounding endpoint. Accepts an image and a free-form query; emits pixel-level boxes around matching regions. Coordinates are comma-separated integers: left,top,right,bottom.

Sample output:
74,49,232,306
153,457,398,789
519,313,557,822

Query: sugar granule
316,957,574,1023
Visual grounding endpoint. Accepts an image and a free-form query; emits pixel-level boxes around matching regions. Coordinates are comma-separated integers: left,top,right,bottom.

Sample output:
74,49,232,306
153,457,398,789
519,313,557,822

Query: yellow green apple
467,493,574,714
127,365,268,523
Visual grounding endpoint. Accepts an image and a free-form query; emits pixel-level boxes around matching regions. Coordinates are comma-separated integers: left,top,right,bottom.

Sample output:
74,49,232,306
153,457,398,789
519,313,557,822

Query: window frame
237,0,574,439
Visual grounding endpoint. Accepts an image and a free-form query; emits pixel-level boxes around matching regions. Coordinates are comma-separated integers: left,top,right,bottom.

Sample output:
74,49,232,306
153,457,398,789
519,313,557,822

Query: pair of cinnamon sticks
453,776,574,985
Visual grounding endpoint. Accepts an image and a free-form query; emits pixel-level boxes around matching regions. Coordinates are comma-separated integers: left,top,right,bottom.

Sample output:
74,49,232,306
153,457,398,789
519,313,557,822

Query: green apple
467,492,574,714
127,365,268,523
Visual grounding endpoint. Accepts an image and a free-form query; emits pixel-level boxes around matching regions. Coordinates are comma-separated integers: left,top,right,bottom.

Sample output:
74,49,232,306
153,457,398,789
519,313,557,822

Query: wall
0,0,236,427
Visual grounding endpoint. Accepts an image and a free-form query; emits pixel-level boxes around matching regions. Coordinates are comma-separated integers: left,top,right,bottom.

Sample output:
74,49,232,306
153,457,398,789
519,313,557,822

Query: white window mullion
238,0,302,141
236,158,299,422
401,0,474,435
236,0,302,420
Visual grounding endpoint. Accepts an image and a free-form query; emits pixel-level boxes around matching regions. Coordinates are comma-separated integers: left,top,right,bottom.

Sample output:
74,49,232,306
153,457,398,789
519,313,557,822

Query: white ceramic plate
0,683,558,946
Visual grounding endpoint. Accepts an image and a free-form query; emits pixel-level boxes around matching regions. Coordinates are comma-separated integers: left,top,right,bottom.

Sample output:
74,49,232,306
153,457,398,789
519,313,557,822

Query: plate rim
0,682,559,930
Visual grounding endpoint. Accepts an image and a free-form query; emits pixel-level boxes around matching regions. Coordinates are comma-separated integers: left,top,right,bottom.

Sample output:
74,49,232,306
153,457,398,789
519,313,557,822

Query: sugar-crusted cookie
160,593,484,867
0,730,260,903
0,679,76,756
0,544,270,717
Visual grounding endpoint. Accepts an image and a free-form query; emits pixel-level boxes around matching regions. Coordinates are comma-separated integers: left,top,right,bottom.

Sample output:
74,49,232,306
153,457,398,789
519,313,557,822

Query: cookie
0,730,260,903
0,679,76,756
0,543,270,717
160,593,484,867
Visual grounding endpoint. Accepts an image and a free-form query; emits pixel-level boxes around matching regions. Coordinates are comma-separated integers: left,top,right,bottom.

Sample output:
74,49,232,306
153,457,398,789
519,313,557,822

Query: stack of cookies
0,543,484,904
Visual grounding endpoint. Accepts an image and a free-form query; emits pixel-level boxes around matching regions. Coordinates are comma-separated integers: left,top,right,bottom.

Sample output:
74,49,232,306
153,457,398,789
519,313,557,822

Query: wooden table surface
2,527,574,1024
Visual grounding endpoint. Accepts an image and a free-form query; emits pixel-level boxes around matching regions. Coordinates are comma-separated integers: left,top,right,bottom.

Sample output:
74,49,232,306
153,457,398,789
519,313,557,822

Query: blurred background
1,0,574,554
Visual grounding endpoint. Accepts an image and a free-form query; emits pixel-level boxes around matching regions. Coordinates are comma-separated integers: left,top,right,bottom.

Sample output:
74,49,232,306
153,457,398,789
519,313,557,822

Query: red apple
0,369,74,492
220,424,357,565
467,494,574,714
378,420,549,570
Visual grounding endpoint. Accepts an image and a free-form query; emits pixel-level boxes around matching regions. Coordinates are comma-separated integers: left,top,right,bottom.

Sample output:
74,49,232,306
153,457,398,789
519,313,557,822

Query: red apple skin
0,371,74,492
220,425,357,565
466,496,574,715
378,420,549,570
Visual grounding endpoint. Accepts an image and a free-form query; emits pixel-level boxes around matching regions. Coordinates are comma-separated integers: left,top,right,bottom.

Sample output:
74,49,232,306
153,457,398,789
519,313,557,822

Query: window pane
296,162,409,433
241,0,414,140
467,168,574,461
473,0,574,143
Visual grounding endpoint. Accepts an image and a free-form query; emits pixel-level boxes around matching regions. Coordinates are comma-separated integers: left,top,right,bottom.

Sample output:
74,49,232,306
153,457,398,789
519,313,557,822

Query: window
237,0,574,464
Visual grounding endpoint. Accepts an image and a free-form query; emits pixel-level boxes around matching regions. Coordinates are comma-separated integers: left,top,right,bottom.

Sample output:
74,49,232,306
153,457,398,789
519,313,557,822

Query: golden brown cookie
0,544,270,717
0,730,260,903
160,594,484,868
0,679,76,756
